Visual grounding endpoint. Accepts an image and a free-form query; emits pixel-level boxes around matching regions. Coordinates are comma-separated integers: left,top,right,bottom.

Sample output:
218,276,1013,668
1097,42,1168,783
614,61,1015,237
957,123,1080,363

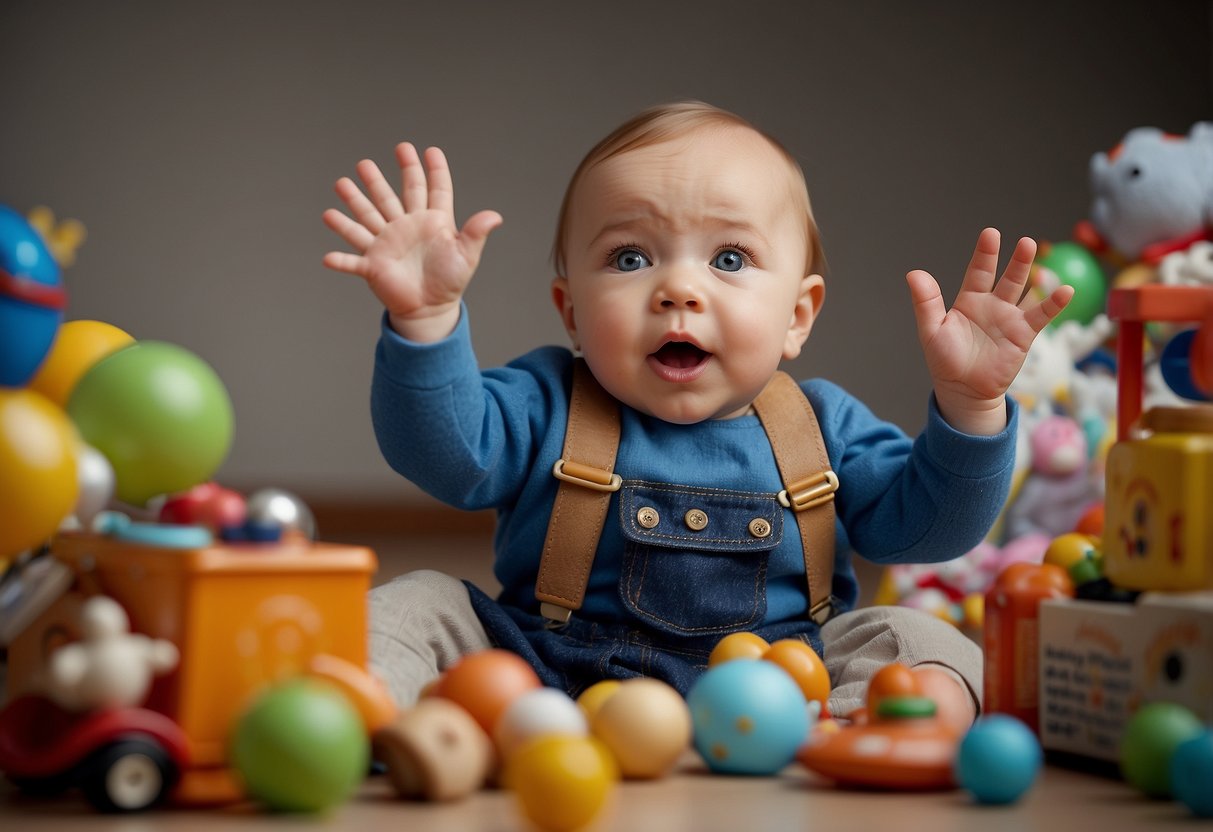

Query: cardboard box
1038,592,1213,762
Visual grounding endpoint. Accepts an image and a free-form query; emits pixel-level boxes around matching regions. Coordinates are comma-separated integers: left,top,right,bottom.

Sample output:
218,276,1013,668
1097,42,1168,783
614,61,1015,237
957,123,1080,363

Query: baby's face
553,126,823,423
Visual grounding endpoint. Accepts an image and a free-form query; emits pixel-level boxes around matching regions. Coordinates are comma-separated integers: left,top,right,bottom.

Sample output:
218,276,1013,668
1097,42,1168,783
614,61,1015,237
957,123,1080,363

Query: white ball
73,442,115,526
494,687,588,758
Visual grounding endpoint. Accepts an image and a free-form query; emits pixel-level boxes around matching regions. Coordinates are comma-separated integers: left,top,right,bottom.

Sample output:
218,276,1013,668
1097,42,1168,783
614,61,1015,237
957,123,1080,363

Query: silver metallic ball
245,488,317,540
74,442,115,526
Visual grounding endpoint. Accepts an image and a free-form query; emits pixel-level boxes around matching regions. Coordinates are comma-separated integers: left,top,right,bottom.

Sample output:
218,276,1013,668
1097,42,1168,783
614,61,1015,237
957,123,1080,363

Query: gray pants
369,570,981,717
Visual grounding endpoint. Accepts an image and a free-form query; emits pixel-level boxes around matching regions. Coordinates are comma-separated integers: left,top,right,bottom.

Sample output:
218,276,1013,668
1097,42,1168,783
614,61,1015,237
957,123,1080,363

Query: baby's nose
651,268,706,311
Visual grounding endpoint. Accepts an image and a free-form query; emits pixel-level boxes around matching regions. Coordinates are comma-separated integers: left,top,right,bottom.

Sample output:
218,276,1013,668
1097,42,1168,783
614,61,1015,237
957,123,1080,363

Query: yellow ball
504,735,617,832
576,680,622,722
0,388,79,558
28,320,134,407
590,678,692,779
1043,533,1101,572
708,631,770,667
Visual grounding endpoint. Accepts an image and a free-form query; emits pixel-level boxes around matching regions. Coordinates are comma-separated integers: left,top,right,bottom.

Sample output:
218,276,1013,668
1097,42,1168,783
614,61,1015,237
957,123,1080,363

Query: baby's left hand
907,228,1073,436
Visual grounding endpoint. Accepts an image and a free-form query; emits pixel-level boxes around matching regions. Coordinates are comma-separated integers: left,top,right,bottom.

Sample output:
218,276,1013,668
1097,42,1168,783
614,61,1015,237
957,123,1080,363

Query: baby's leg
369,569,492,706
820,605,980,732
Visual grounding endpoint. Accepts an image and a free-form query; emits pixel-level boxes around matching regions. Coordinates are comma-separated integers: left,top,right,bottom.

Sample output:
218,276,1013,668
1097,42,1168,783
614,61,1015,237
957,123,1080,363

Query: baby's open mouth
652,341,710,369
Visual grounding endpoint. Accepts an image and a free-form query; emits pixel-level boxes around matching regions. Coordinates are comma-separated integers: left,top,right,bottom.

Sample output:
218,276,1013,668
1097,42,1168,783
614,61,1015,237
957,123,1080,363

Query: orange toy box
5,531,378,804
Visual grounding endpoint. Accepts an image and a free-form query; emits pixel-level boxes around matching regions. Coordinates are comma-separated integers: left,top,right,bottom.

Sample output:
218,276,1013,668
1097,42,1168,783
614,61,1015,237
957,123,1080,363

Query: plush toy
1160,240,1213,286
1005,415,1102,541
1081,122,1213,264
44,595,179,712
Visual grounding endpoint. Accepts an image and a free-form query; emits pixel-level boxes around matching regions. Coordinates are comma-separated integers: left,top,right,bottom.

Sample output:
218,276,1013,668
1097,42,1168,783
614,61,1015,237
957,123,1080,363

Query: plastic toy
245,487,317,540
686,658,808,776
983,562,1074,732
3,530,381,806
575,679,622,721
27,319,134,407
0,693,189,812
373,697,493,802
1042,532,1101,573
44,595,179,712
954,714,1041,804
229,678,369,813
798,663,961,790
72,443,116,528
588,677,691,779
1032,241,1108,327
25,206,86,268
0,204,66,388
495,687,588,760
503,734,618,832
66,340,234,506
429,648,543,735
159,481,248,532
1171,729,1213,817
760,638,830,708
1082,123,1213,264
707,631,770,666
0,388,79,559
1119,701,1204,798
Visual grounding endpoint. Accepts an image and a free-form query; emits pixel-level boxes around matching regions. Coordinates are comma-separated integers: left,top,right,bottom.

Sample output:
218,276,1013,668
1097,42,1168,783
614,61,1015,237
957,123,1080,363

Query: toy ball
761,639,830,707
160,481,247,531
954,714,1042,804
708,631,770,667
374,698,493,802
246,487,316,540
1032,241,1106,327
1120,701,1204,798
66,341,234,506
432,649,543,735
686,659,808,775
0,388,79,558
495,687,588,759
229,678,369,812
1171,729,1213,817
0,204,65,388
503,734,617,832
73,440,115,526
28,320,134,407
576,680,622,722
590,678,691,779
1043,533,1101,572
1159,329,1211,402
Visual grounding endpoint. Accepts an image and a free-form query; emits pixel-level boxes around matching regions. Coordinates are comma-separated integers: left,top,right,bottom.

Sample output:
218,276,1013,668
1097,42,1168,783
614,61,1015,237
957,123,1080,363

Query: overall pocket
618,482,783,637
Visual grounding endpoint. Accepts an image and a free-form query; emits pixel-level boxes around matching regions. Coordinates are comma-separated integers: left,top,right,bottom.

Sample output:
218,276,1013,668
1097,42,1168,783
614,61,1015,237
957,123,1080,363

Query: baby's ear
550,277,578,345
784,274,825,360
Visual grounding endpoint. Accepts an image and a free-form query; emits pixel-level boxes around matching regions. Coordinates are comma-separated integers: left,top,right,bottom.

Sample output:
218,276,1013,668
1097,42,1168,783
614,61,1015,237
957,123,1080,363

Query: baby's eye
612,248,651,272
712,249,746,272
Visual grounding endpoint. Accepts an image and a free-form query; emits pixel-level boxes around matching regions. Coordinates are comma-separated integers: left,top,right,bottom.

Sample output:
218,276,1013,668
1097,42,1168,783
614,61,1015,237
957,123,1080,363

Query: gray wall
3,1,1210,504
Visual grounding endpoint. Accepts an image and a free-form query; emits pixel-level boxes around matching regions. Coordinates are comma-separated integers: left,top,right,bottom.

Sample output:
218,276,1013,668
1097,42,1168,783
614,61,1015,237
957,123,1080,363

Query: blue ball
955,714,1042,804
1172,729,1213,818
0,204,64,387
687,659,808,775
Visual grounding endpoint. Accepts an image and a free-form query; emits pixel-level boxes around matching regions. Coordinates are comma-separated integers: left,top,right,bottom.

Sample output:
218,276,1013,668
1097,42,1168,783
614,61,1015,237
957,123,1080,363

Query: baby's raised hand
906,228,1073,435
323,143,502,342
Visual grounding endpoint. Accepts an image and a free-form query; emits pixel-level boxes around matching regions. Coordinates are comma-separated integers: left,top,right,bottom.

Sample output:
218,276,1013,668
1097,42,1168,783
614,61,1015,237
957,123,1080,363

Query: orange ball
761,639,831,706
708,632,770,667
433,649,542,734
865,662,921,715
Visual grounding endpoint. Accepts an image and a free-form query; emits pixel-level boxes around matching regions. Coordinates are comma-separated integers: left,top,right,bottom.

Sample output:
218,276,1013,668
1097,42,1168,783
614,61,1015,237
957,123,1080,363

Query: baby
323,102,1072,727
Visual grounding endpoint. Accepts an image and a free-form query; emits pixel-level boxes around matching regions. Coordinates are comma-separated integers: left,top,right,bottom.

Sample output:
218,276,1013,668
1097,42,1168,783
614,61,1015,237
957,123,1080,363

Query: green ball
67,341,234,506
1035,242,1107,327
1120,701,1204,798
230,679,369,813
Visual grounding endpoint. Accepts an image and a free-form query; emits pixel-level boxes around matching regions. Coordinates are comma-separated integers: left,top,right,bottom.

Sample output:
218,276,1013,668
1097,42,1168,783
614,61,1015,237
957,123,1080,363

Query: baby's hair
551,100,825,278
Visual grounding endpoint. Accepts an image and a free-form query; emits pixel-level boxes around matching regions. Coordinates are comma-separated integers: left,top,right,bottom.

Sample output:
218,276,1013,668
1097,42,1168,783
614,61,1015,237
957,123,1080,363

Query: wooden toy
373,698,493,802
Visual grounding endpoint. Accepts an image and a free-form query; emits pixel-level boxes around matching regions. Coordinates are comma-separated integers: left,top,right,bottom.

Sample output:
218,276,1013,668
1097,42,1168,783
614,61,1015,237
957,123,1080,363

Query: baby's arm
906,228,1073,436
322,143,502,343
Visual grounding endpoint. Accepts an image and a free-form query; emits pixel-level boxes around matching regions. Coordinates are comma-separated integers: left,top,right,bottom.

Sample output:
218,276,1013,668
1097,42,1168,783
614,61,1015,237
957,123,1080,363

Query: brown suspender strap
751,371,839,624
535,359,622,624
535,363,839,627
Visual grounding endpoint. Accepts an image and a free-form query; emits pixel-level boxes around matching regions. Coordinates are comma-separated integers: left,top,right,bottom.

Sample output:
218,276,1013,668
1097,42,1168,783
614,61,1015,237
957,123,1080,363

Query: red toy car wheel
79,737,178,813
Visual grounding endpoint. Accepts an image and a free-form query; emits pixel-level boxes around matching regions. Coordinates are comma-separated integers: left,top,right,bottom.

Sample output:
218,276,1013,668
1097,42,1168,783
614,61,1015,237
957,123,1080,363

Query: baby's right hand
323,143,502,342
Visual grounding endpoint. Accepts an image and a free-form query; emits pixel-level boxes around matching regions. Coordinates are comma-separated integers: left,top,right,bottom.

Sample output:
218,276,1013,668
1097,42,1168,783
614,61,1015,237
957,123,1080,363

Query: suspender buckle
778,470,839,512
552,458,622,492
809,595,836,625
540,602,573,629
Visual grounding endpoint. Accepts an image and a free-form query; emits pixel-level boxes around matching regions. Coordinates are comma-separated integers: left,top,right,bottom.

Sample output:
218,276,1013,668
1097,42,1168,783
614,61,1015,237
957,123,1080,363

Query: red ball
433,649,542,734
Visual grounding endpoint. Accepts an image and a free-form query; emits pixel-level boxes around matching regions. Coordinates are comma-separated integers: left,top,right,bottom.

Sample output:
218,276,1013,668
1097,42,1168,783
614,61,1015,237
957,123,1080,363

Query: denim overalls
465,362,838,698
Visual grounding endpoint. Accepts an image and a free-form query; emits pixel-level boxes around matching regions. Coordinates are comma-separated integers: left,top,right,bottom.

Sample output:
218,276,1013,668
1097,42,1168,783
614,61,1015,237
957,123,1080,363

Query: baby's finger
322,208,376,252
423,147,454,218
357,158,405,222
993,236,1038,305
335,177,387,235
397,142,429,214
959,227,1001,296
1023,285,1075,332
322,250,369,277
906,269,946,344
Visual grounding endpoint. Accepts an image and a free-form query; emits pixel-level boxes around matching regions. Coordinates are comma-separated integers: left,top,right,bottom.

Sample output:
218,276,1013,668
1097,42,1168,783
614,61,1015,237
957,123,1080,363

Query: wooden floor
2,528,1209,829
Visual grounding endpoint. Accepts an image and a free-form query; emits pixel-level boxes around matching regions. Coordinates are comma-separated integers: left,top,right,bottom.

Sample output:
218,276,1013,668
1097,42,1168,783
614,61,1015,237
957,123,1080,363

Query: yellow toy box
1037,592,1213,763
1102,406,1213,592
